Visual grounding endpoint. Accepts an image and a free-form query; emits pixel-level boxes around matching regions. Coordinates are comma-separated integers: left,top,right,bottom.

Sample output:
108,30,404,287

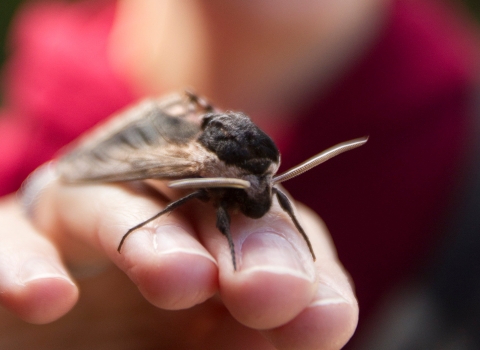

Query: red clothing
0,0,135,193
1,0,478,340
282,0,479,319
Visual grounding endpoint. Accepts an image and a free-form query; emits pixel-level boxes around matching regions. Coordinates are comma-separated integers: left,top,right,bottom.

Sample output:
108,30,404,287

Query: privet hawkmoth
57,91,367,270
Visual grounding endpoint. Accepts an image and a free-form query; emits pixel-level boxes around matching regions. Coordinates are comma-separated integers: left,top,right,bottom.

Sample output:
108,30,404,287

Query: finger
0,196,78,324
194,198,318,330
263,205,358,350
36,181,218,310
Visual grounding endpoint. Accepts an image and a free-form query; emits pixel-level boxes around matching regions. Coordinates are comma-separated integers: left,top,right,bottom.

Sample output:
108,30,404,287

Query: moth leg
216,205,237,270
117,190,206,252
273,187,316,261
185,90,215,113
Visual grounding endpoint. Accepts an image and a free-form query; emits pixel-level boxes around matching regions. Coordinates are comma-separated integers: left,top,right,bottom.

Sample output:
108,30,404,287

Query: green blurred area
0,0,25,64
465,0,480,20
0,0,479,66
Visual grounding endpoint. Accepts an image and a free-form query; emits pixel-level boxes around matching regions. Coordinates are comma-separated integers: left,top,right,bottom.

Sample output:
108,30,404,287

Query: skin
0,184,357,349
109,0,391,128
0,0,391,348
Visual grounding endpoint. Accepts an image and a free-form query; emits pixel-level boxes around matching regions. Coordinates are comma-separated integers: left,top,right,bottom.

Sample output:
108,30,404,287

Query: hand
0,178,358,350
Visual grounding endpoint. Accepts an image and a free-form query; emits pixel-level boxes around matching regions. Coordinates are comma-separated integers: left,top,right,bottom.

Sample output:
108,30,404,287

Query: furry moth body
57,91,367,270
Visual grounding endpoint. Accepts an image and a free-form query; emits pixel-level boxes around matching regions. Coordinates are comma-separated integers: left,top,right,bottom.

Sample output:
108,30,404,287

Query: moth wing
57,93,210,183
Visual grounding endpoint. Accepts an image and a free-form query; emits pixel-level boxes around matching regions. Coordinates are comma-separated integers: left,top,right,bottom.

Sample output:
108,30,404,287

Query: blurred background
0,0,25,65
0,0,479,67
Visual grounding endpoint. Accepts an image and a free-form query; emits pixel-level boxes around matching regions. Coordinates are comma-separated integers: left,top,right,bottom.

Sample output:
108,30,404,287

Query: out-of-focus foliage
0,0,25,65
464,0,480,21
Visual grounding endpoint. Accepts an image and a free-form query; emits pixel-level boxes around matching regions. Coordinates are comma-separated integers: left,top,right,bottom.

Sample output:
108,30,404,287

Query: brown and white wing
57,93,210,183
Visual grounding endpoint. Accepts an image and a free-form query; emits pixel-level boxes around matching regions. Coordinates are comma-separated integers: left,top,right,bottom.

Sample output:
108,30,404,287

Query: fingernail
154,225,216,264
309,282,349,307
240,232,315,281
19,258,72,285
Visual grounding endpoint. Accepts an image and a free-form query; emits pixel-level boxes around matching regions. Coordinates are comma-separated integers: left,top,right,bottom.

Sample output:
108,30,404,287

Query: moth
57,91,367,270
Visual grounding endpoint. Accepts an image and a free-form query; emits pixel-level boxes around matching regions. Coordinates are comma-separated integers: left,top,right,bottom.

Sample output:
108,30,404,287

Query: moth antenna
273,136,368,184
117,190,205,252
168,178,251,189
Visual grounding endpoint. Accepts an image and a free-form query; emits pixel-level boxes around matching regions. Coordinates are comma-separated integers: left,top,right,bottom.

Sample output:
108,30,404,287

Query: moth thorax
198,112,280,174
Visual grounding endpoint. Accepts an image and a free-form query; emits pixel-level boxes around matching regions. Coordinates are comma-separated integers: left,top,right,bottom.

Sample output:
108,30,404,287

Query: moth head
198,112,280,175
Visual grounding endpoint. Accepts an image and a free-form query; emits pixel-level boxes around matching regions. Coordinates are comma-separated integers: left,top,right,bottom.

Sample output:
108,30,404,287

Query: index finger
34,178,219,311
